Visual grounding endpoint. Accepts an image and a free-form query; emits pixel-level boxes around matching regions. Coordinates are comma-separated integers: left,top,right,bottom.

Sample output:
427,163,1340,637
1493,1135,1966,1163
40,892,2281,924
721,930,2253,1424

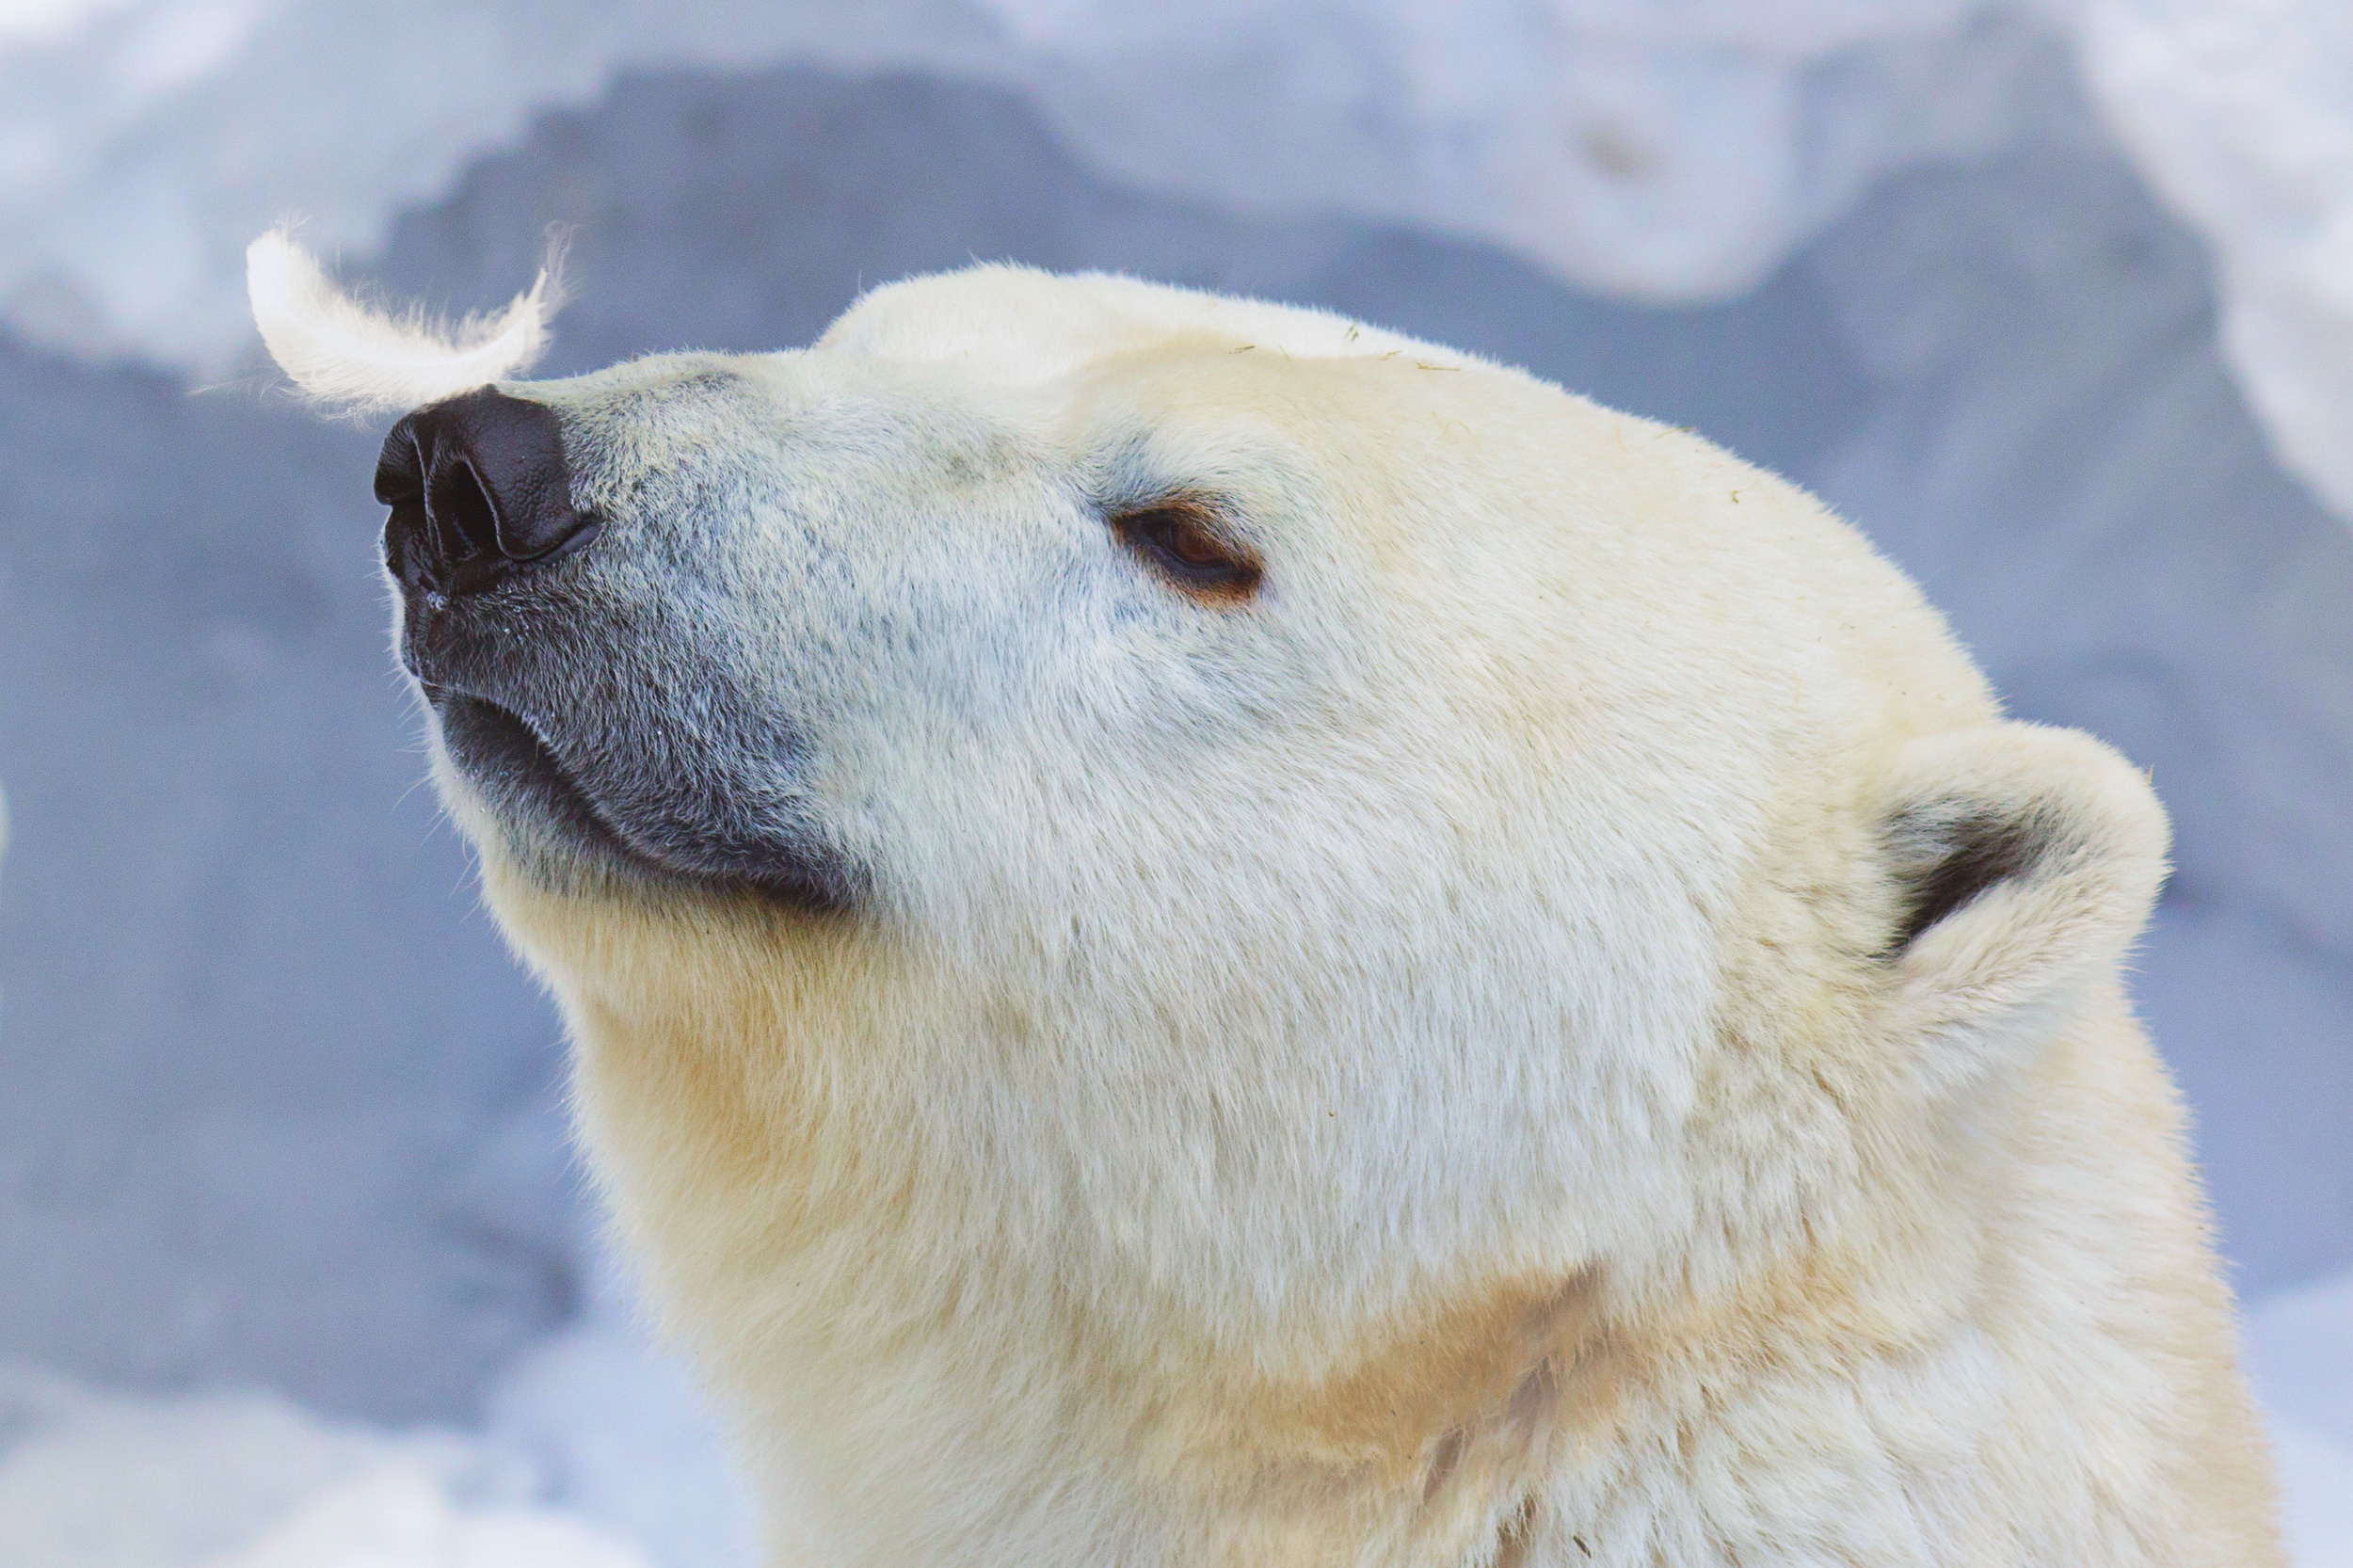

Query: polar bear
253,241,2282,1565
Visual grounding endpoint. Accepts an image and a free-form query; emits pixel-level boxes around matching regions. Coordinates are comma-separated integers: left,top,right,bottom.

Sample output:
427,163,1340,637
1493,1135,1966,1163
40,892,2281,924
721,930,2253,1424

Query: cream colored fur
425,268,2278,1565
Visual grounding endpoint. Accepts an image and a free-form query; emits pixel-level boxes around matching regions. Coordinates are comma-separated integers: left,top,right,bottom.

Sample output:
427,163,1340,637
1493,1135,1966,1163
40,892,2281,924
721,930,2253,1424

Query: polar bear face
383,265,2170,1382
330,262,2281,1567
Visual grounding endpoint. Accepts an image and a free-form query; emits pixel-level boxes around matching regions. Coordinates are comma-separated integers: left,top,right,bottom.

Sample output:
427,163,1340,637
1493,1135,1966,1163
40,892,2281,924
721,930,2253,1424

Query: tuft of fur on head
245,227,567,416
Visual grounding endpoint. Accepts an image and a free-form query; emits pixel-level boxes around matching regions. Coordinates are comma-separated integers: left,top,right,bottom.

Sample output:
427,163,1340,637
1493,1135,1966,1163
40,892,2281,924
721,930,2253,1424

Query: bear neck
542,941,2263,1565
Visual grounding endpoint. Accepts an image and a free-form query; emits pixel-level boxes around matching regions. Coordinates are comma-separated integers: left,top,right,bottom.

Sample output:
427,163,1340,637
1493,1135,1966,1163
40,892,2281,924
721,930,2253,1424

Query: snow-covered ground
0,1324,739,1568
2251,1270,2353,1568
0,2,2345,1563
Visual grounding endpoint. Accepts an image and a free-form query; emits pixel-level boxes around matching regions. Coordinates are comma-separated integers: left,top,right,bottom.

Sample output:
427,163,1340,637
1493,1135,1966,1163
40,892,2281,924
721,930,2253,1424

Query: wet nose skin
376,387,592,597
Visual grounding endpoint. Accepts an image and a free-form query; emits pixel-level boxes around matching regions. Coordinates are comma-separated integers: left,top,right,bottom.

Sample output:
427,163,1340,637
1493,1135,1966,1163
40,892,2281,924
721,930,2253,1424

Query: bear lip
426,688,852,913
430,689,645,864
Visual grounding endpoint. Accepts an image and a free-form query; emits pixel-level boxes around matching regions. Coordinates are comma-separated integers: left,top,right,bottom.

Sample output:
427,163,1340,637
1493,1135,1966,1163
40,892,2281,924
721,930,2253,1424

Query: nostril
376,387,587,595
375,423,424,506
425,453,502,562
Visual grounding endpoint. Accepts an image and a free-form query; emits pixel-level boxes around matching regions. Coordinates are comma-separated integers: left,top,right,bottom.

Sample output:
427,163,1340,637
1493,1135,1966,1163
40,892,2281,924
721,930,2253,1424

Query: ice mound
0,1366,635,1568
2078,0,2353,542
2077,0,2353,541
0,1321,755,1568
213,1464,652,1568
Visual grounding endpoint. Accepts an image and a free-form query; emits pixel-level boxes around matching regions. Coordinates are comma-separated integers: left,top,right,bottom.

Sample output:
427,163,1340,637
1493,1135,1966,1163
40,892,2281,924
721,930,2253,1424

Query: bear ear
1872,723,2169,1083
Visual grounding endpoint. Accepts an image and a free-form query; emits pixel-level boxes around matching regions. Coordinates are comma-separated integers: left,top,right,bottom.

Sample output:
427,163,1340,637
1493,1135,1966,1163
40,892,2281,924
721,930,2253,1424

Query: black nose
376,387,590,596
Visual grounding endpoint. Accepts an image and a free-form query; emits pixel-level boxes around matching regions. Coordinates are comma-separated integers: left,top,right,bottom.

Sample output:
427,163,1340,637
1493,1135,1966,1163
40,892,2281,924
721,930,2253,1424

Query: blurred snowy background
0,0,2348,1563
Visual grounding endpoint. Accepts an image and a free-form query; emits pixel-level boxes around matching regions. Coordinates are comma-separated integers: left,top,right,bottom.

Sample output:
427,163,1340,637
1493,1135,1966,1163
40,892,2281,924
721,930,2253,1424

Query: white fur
400,267,2281,1566
244,228,563,414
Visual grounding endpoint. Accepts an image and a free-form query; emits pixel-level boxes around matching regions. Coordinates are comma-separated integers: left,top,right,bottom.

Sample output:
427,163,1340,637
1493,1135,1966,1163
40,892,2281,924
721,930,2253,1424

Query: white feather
245,228,565,415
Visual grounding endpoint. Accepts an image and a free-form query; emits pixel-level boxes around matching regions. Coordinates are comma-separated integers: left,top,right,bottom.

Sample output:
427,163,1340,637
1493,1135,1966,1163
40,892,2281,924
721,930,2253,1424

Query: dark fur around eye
1112,504,1264,601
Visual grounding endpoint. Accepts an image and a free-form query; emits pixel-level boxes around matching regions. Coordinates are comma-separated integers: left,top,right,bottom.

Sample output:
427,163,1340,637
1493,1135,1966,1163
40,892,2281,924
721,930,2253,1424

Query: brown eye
1113,504,1263,601
1163,514,1225,567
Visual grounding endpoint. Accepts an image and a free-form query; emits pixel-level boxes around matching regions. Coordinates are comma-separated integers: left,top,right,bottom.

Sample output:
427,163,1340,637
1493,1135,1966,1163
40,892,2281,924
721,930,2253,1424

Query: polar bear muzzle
377,382,854,915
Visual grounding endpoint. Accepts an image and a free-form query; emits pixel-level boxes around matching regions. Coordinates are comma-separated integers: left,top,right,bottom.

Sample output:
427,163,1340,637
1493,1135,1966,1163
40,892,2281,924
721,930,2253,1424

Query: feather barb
245,227,566,415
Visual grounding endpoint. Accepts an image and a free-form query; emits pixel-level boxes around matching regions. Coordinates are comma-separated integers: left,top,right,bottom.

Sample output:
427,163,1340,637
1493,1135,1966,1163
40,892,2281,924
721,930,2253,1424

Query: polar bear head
352,264,2180,1549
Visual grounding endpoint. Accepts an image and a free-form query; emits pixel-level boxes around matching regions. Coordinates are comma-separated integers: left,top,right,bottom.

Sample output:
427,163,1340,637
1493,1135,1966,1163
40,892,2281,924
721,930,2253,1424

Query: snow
2073,0,2353,532
0,0,996,370
0,1363,664,1568
2273,1425,2353,1568
483,1322,758,1568
0,1366,567,1568
215,1466,654,1568
0,0,134,44
964,0,2030,299
1,1,2350,522
2248,1273,2353,1568
2244,1271,2353,1456
0,1310,749,1568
